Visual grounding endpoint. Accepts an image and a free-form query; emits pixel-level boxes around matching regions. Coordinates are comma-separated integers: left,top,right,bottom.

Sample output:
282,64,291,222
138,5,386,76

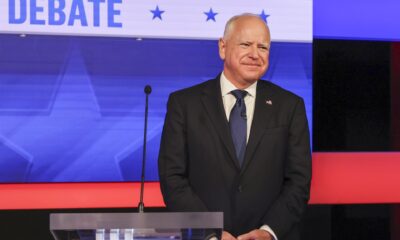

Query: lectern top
50,212,223,230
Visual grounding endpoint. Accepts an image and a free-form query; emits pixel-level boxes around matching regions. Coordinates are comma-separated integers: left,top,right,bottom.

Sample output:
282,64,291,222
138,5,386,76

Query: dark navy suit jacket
158,76,312,239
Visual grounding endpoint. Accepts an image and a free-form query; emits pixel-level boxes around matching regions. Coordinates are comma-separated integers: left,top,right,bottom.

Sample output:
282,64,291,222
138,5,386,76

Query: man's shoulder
259,79,303,103
170,78,218,99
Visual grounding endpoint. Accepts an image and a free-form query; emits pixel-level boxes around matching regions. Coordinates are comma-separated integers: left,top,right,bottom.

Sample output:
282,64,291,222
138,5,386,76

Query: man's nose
249,46,259,59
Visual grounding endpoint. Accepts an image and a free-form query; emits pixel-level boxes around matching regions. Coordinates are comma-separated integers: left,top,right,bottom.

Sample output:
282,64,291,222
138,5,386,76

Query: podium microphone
138,85,152,213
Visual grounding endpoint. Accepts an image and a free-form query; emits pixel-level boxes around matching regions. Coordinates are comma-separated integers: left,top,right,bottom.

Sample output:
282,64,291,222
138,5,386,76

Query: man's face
219,17,271,88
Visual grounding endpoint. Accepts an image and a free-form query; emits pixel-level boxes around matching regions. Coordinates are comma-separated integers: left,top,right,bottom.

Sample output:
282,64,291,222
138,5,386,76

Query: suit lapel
241,80,276,173
200,78,240,170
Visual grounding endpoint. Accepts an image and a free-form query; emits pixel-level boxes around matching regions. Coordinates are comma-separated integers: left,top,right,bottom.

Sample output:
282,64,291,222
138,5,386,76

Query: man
158,13,311,240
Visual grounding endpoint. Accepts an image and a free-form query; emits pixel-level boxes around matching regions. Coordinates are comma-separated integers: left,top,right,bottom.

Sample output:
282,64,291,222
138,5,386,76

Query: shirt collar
220,72,257,97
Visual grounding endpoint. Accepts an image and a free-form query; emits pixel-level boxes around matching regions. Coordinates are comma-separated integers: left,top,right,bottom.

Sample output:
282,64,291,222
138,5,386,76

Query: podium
50,212,223,240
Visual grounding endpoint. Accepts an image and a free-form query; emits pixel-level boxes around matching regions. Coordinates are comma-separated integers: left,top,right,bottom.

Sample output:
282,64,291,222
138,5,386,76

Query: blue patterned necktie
229,90,247,167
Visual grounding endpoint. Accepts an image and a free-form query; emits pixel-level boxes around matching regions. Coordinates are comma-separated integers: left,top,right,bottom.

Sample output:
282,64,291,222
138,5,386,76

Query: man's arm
158,93,208,211
261,97,312,238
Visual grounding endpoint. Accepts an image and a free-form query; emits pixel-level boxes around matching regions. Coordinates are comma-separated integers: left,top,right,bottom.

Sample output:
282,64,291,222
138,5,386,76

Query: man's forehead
232,21,269,35
234,16,267,28
231,30,270,42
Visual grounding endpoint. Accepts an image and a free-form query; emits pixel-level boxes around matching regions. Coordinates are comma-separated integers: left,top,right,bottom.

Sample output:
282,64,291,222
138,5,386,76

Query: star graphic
204,8,218,22
0,45,165,182
150,5,165,20
259,10,270,23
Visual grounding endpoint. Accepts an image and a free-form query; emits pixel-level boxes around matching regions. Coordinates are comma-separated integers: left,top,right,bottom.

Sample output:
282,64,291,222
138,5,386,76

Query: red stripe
1,152,400,209
0,182,165,210
310,152,400,204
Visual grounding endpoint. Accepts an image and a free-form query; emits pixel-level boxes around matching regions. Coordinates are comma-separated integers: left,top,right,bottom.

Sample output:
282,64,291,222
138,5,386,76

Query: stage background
0,0,312,183
1,0,400,239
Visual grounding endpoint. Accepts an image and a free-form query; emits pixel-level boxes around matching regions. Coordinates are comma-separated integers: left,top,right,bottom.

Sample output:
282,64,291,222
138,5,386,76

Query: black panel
313,40,391,151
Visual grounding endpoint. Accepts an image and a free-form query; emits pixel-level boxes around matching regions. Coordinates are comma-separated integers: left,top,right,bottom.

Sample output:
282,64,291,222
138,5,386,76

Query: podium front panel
50,212,223,240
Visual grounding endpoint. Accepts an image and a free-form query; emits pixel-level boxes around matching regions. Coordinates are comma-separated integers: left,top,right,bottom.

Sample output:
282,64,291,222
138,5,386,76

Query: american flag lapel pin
266,100,272,105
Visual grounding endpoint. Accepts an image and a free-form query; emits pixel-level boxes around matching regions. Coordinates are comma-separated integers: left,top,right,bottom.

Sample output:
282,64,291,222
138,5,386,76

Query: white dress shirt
219,72,278,240
220,72,256,142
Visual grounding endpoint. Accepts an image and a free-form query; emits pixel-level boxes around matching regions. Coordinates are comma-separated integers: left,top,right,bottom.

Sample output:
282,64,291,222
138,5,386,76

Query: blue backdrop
0,35,311,182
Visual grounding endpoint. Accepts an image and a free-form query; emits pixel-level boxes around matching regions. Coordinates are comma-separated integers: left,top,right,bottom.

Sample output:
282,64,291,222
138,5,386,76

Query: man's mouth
242,62,261,67
243,64,261,70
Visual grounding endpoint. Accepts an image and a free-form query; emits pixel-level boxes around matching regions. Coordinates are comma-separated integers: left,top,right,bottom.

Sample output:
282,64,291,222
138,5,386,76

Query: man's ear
218,38,226,60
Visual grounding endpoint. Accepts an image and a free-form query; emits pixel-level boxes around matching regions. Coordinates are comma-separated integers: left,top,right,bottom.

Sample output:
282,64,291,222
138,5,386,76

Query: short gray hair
223,13,268,40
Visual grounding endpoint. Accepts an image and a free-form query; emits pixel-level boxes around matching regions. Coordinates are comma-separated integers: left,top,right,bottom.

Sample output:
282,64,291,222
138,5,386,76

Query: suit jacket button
238,185,243,192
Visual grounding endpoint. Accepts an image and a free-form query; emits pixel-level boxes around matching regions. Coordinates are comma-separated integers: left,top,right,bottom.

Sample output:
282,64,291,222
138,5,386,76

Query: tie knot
231,90,247,100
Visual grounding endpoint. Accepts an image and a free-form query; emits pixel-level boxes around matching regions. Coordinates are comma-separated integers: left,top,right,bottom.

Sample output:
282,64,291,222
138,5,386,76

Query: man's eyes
239,43,269,51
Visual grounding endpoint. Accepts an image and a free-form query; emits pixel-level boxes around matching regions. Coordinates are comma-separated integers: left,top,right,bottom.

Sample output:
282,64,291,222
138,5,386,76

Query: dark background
302,39,398,240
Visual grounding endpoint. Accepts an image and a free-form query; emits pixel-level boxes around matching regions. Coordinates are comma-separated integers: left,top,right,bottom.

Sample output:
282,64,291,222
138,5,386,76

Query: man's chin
243,74,262,83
